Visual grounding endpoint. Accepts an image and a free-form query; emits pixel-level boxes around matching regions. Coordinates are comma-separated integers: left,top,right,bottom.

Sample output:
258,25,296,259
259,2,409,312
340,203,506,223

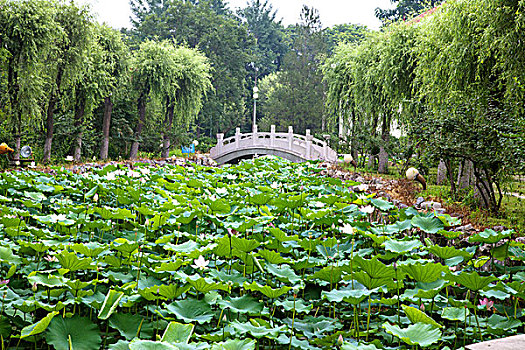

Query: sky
79,0,394,30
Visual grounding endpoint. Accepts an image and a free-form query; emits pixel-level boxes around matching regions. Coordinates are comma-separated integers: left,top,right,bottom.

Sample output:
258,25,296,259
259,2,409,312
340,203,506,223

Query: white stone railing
209,125,338,162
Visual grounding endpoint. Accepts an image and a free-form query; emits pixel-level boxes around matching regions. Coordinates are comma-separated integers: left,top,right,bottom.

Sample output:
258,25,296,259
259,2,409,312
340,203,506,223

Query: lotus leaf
21,311,58,339
45,316,101,350
165,298,215,324
382,322,441,347
411,216,444,234
469,229,513,244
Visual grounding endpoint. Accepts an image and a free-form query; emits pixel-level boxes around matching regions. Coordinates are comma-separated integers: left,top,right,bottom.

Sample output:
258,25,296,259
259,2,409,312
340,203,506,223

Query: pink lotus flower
479,298,494,311
0,279,9,286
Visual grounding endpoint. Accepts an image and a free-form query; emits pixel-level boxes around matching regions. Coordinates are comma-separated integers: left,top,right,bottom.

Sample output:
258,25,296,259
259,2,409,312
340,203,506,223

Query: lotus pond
0,158,523,349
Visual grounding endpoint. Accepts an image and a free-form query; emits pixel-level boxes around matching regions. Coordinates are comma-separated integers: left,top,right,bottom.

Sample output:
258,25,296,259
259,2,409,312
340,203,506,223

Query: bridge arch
209,125,337,165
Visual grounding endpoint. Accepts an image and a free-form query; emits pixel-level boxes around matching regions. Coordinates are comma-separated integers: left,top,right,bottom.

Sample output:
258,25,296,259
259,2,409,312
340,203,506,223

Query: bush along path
0,157,523,349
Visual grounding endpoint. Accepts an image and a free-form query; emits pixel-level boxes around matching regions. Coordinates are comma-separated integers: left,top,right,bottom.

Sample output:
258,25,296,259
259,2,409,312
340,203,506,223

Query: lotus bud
337,334,344,346
32,282,38,292
406,167,427,190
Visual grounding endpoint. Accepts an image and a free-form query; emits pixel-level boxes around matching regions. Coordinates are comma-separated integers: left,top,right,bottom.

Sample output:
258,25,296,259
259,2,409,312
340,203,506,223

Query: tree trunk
43,68,63,163
445,158,456,196
99,96,113,160
12,123,21,161
378,146,389,174
377,114,390,174
457,159,475,189
161,102,174,159
130,94,147,160
43,97,56,163
436,159,447,185
73,98,85,162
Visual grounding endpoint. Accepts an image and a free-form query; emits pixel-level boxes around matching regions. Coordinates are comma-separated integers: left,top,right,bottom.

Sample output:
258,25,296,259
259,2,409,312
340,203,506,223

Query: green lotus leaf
21,311,58,339
308,266,344,284
411,216,444,234
71,242,108,257
57,250,95,271
438,229,461,239
229,320,284,339
0,246,21,265
0,316,11,339
112,238,140,255
414,279,449,299
165,298,215,324
109,313,153,341
45,316,101,350
354,256,395,279
371,198,395,211
382,322,441,347
402,305,442,328
450,271,497,291
210,339,256,350
187,277,228,293
274,299,313,314
243,281,291,299
208,270,247,287
231,236,260,253
27,272,66,289
479,289,510,300
154,260,185,273
129,340,178,350
98,290,124,320
321,288,371,304
205,198,232,214
427,245,474,261
248,193,273,206
441,307,469,322
257,249,290,264
468,229,513,244
161,322,194,344
217,295,263,314
487,314,522,331
401,262,447,283
383,239,422,254
490,242,510,261
290,316,341,339
265,263,301,284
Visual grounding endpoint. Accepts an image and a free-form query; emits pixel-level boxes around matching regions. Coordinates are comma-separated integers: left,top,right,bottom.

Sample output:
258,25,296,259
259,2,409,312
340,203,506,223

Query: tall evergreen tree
260,6,326,134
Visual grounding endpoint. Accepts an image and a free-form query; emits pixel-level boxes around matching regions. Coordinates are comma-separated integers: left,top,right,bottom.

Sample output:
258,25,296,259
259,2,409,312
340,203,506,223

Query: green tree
161,46,212,158
0,0,59,159
94,25,130,160
260,6,326,134
42,1,93,162
129,0,253,137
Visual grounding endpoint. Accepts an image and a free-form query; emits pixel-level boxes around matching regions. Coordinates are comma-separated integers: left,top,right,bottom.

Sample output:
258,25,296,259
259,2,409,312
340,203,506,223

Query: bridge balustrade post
252,124,258,146
288,126,293,150
305,129,312,159
270,125,276,148
235,128,240,149
323,141,328,160
217,133,224,154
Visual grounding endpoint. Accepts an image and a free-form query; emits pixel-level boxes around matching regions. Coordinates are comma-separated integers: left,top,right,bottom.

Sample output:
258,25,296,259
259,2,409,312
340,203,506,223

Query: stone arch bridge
209,125,338,165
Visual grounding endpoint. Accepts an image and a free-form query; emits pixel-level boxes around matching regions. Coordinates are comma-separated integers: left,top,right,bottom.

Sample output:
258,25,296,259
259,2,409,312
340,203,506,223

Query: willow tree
42,1,92,162
161,46,211,158
97,25,129,160
0,0,59,159
130,40,210,160
414,0,524,211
